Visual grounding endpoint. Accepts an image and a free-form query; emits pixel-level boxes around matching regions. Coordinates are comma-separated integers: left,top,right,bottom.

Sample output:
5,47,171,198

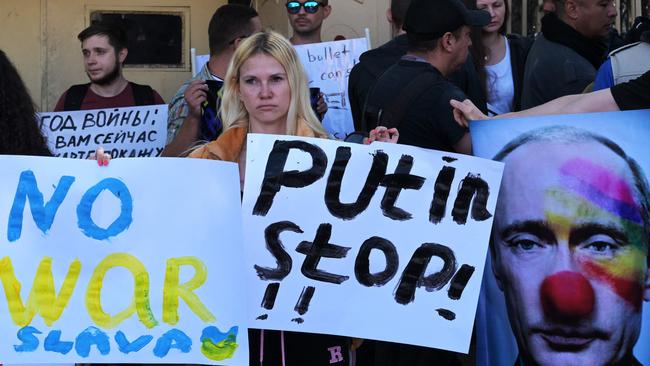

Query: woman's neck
248,117,287,135
482,32,506,65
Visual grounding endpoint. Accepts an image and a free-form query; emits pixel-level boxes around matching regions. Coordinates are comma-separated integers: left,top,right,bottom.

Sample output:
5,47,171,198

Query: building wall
1,0,44,109
1,0,392,112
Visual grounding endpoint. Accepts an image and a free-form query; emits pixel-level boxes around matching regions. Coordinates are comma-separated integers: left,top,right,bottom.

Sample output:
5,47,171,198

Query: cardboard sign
294,38,368,139
0,156,248,365
471,110,650,365
39,105,168,159
242,134,504,353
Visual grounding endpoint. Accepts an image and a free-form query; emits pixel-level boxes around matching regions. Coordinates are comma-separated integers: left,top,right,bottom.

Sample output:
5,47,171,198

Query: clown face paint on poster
492,139,650,366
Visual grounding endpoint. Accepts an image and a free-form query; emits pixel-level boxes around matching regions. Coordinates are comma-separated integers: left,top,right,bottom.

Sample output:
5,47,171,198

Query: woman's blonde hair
220,30,327,137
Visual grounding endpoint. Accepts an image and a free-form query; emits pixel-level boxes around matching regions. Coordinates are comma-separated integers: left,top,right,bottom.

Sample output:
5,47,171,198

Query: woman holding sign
189,30,354,366
189,30,396,366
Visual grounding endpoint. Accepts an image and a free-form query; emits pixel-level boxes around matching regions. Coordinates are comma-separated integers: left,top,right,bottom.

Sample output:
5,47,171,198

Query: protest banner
294,38,368,139
0,156,248,365
39,105,168,159
471,110,650,365
241,134,504,353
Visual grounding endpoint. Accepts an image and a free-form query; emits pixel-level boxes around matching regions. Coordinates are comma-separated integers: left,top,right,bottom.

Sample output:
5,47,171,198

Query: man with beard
54,23,164,111
521,0,617,108
286,0,331,45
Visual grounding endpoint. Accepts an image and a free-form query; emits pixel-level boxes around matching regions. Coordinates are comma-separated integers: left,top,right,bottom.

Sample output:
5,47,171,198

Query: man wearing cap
361,0,490,155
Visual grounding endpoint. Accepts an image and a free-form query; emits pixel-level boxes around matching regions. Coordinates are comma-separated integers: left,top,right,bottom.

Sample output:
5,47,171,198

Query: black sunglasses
286,1,323,14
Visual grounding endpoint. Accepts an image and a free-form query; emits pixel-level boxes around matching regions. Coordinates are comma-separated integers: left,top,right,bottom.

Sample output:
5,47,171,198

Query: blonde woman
189,30,394,366
190,30,395,185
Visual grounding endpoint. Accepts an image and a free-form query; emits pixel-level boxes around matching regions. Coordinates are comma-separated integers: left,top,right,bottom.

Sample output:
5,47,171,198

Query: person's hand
184,79,209,119
364,126,399,144
316,93,328,119
89,147,111,166
449,99,488,128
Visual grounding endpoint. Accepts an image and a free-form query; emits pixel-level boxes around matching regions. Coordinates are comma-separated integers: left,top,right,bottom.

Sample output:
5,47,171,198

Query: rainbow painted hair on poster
492,125,650,265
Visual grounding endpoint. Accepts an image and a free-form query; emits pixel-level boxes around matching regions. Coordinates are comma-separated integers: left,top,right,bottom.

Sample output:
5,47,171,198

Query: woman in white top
473,0,532,115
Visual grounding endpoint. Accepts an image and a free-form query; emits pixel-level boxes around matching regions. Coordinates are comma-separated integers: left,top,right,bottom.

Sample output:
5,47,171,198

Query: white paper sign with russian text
39,105,168,159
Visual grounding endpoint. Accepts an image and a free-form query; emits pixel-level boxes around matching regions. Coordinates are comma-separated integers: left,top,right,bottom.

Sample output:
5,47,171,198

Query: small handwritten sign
295,38,368,139
39,105,168,159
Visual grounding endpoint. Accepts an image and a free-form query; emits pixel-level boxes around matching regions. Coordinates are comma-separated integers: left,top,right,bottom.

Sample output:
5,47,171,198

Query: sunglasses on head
286,1,323,14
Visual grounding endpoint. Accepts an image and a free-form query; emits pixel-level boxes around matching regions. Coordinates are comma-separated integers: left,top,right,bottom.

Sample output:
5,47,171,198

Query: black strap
130,82,155,106
62,82,155,111
62,83,91,111
362,68,438,131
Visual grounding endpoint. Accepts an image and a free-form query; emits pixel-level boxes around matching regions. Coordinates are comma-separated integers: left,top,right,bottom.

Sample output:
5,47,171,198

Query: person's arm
450,89,620,127
161,79,208,157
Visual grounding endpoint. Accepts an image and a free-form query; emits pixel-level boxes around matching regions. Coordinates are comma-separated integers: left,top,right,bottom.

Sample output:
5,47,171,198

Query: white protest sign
0,156,248,365
295,38,368,139
39,104,168,159
242,135,504,353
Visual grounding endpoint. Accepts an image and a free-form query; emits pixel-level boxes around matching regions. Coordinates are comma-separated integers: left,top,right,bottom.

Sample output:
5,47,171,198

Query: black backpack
62,82,155,111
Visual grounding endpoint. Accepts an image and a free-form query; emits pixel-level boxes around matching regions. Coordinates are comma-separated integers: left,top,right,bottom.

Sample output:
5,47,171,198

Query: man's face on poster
493,140,650,366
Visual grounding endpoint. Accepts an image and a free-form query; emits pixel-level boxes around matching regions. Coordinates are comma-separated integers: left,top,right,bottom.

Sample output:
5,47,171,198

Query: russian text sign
242,134,504,353
0,156,248,365
39,105,168,159
295,38,368,139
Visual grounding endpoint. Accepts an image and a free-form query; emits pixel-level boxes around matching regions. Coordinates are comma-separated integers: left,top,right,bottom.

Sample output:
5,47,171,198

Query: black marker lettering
452,173,492,224
447,264,475,300
294,286,316,315
380,154,425,221
261,283,280,310
254,221,302,280
325,147,387,220
296,223,351,284
430,166,456,224
354,236,399,287
436,308,456,320
394,243,457,304
253,140,327,216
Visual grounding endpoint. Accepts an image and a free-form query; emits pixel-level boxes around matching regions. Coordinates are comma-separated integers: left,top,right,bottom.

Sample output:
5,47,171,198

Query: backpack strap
62,83,91,111
362,68,439,131
130,82,156,106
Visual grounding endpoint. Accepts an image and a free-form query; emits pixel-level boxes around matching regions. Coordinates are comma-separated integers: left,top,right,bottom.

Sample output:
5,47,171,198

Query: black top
349,35,410,130
363,59,468,152
349,35,487,132
248,329,349,366
611,70,650,110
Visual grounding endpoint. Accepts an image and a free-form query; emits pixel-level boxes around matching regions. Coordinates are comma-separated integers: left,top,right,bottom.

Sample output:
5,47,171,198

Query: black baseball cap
403,0,491,40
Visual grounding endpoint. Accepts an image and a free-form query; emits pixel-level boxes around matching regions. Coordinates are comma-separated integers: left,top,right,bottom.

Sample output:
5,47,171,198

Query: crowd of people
2,0,650,365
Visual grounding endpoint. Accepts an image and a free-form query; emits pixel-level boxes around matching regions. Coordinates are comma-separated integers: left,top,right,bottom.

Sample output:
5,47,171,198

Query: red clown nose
541,271,595,318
